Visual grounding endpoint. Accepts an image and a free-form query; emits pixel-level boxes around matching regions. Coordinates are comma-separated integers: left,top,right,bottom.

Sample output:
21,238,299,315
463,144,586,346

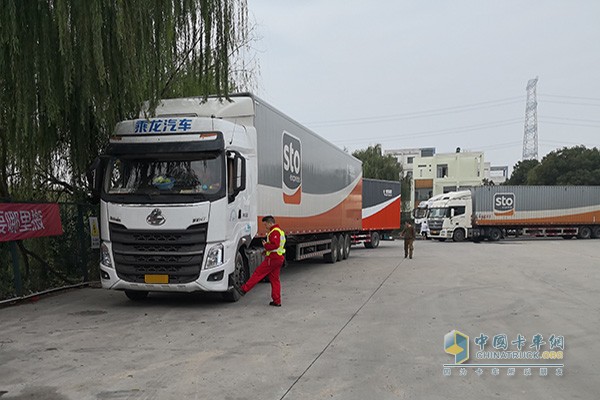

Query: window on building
421,148,435,157
407,156,414,164
437,164,448,178
414,188,431,201
443,186,457,193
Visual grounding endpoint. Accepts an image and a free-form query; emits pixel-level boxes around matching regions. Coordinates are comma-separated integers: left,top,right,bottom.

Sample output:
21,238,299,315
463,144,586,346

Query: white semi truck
427,186,600,242
412,193,444,232
88,94,379,301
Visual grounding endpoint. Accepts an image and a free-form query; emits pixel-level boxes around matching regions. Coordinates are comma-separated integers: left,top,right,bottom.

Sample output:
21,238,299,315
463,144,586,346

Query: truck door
226,151,250,242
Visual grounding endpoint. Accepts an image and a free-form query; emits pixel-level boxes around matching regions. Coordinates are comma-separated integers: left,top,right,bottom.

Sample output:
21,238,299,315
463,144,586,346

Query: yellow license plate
144,274,169,284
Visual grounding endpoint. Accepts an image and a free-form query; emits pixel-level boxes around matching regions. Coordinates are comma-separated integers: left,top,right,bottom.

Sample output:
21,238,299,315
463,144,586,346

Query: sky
246,0,600,173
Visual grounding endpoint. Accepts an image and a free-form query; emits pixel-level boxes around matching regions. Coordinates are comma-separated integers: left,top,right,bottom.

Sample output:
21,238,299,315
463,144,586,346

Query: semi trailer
353,178,401,248
88,94,397,302
427,186,600,242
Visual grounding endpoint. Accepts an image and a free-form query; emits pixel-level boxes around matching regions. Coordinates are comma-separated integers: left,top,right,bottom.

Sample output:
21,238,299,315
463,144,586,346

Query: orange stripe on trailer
283,186,302,205
362,199,401,231
494,209,514,217
258,181,363,236
477,210,600,226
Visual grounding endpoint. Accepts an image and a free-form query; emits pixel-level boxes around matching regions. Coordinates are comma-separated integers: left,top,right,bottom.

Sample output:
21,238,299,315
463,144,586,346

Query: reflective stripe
266,227,286,256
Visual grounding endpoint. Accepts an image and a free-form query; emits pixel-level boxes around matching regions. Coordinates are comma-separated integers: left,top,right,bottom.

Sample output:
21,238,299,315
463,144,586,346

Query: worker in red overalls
240,215,286,306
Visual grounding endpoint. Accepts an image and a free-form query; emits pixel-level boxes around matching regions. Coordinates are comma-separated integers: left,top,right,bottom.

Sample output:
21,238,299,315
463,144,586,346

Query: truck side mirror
87,157,107,202
450,208,455,217
227,152,246,203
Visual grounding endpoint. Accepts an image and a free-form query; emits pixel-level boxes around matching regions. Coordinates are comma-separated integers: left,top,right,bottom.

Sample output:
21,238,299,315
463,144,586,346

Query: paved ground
1,238,599,399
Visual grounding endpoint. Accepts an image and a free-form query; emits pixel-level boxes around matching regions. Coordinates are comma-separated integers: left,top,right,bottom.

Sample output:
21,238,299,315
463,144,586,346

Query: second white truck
427,186,600,242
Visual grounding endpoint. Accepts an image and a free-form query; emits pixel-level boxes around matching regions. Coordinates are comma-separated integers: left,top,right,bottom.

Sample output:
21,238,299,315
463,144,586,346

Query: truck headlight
205,244,224,269
101,242,113,269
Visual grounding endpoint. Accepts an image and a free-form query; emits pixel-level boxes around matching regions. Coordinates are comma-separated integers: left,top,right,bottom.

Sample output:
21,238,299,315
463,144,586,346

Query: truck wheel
336,235,345,262
488,228,502,242
364,231,380,249
577,226,592,240
342,234,351,259
223,251,248,302
592,226,600,239
324,235,338,263
125,290,148,301
452,229,466,242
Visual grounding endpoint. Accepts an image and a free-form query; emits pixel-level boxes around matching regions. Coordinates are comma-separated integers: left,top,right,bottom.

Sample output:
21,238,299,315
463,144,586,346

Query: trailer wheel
592,226,600,239
577,226,592,240
488,228,502,242
125,290,148,301
324,235,338,263
336,235,345,262
452,229,466,242
364,231,380,249
342,234,351,260
223,251,248,302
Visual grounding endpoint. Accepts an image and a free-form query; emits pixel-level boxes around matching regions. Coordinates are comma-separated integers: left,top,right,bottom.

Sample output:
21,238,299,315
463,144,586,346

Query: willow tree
0,0,251,200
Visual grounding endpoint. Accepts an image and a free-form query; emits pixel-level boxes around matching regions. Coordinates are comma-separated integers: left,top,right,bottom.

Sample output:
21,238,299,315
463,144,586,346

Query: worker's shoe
238,287,247,296
269,301,281,307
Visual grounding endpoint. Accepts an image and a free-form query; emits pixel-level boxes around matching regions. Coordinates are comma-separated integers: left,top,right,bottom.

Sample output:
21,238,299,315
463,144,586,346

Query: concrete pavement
1,238,599,399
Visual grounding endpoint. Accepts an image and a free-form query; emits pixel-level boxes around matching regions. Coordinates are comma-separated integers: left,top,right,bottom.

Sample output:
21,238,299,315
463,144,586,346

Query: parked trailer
427,186,600,242
352,178,401,248
88,94,363,302
471,186,600,240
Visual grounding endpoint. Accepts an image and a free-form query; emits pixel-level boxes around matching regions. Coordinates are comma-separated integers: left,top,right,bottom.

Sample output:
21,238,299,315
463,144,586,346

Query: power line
332,118,523,145
540,139,597,146
476,141,524,151
302,94,600,129
539,93,600,102
539,115,600,124
540,100,600,107
304,96,524,127
539,120,600,128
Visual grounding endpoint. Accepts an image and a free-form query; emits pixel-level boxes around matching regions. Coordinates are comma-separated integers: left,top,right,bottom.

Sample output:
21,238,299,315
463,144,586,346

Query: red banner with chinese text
0,203,63,242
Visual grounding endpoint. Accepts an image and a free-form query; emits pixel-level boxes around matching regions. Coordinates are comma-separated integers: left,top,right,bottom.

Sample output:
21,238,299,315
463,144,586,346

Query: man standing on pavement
420,219,430,240
240,216,286,306
401,221,416,259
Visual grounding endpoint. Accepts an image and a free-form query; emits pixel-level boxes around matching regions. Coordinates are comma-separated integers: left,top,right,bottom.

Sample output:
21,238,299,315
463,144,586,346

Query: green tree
528,146,600,185
505,159,539,185
0,1,253,299
352,144,402,181
0,0,251,201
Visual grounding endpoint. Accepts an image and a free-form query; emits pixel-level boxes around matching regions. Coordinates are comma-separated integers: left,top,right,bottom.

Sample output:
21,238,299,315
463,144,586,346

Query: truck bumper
438,229,453,239
99,258,235,293
428,229,452,239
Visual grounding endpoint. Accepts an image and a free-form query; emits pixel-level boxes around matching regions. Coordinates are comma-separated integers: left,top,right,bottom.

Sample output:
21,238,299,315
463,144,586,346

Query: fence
0,202,100,301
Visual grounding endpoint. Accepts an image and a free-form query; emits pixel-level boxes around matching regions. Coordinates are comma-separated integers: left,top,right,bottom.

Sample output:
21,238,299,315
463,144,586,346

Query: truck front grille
109,223,207,284
428,220,443,231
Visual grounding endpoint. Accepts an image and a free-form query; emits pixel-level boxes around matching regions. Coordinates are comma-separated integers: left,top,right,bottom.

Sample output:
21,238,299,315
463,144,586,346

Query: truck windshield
413,208,428,219
104,153,224,200
428,207,449,218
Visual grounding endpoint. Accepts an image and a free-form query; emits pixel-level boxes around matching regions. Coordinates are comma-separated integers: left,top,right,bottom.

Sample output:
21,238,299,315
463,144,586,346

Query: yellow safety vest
265,227,286,256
